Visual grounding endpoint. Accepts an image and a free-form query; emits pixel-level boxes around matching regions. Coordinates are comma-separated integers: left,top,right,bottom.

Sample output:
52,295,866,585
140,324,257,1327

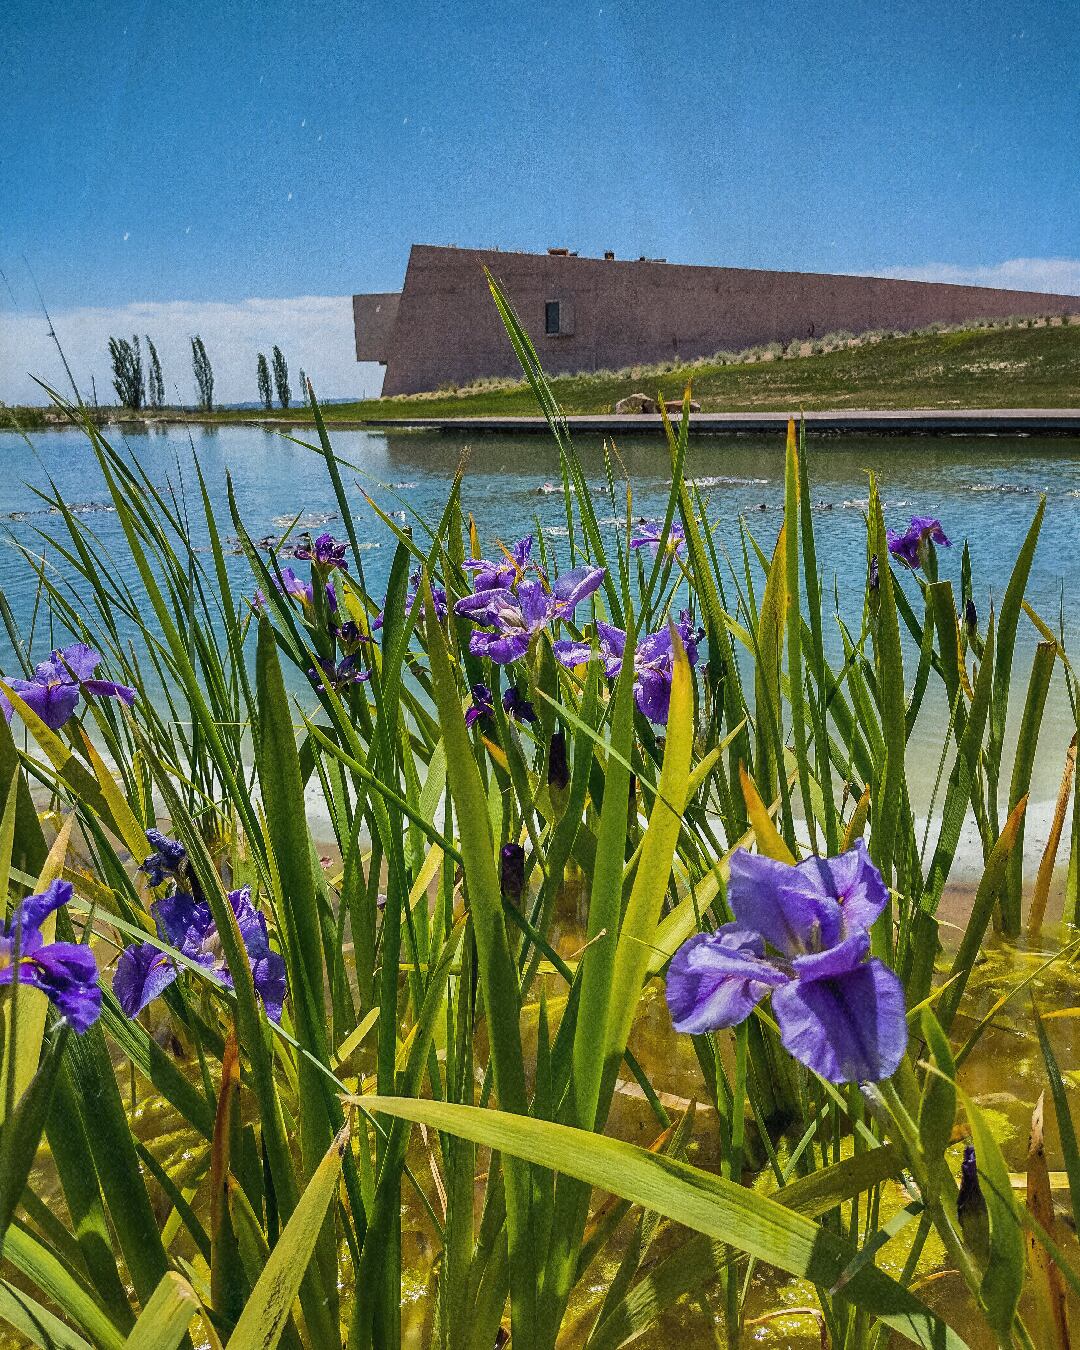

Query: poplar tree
146,336,165,408
271,345,291,409
191,335,214,412
108,335,144,410
256,353,273,410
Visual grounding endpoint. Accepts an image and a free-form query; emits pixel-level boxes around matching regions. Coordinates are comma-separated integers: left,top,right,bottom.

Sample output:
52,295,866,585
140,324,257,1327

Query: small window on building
544,299,574,337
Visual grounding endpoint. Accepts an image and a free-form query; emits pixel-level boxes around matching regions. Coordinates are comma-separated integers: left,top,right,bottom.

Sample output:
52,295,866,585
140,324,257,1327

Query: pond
3,420,1077,857
3,425,1079,634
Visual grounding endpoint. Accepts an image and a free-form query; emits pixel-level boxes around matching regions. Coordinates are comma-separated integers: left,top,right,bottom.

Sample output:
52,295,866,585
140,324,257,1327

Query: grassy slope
328,322,1080,418
18,322,1073,430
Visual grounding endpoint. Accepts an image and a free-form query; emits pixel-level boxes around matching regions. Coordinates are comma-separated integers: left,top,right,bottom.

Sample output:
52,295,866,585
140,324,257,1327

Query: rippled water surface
2,421,1078,804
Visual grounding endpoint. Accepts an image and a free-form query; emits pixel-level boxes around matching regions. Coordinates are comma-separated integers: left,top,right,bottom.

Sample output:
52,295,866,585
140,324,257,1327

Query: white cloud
0,295,385,407
872,257,1080,296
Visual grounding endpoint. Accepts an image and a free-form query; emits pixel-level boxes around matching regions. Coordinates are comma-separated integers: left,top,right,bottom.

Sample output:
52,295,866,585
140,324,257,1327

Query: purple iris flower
549,565,607,618
373,569,449,631
886,517,951,570
307,653,371,693
630,519,686,554
2,643,135,731
292,531,348,570
503,687,537,723
0,879,101,1033
254,566,338,619
277,566,314,605
113,885,287,1023
455,581,554,663
455,566,605,665
664,842,907,1083
554,613,700,724
463,535,541,591
255,566,312,611
141,828,187,889
465,683,495,728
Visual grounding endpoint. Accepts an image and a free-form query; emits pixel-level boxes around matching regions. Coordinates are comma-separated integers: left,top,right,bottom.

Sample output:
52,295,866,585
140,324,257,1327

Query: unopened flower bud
956,1144,990,1266
500,844,525,905
548,730,569,792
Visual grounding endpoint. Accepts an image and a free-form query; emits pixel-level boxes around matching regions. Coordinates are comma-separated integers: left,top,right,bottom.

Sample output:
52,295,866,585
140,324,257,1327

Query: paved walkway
359,408,1080,435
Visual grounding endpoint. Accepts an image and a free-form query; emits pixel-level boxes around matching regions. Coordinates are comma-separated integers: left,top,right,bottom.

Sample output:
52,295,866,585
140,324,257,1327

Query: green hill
328,317,1079,419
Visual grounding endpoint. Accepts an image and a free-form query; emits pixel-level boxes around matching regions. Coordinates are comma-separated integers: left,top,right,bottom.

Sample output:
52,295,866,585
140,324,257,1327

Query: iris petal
516,579,553,629
635,668,672,723
252,952,287,1022
665,927,788,1035
81,678,136,706
10,679,81,730
153,892,210,951
551,565,604,613
727,850,841,956
57,643,102,682
12,879,74,935
636,628,671,662
795,840,889,935
16,943,101,1033
552,639,593,669
229,885,263,945
595,621,627,659
791,931,870,981
112,943,178,1018
469,630,531,664
772,958,907,1083
455,587,514,617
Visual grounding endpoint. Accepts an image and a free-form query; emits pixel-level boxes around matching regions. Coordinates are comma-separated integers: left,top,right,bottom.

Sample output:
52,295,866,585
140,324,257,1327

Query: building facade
355,245,1080,397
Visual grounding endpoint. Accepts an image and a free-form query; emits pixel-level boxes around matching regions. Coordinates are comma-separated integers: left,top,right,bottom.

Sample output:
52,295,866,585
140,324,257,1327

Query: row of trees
107,334,214,412
107,335,165,411
255,346,305,411
107,338,308,414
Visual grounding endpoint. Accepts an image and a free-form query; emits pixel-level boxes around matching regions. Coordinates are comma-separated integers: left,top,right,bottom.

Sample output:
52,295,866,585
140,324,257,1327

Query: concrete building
354,245,1080,397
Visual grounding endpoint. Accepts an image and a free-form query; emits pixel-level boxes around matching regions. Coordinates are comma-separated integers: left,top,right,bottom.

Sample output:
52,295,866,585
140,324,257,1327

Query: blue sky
3,0,1078,403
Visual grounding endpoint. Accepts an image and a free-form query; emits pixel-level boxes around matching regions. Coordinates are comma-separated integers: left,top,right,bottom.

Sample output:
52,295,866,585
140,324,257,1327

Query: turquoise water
2,420,1078,802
